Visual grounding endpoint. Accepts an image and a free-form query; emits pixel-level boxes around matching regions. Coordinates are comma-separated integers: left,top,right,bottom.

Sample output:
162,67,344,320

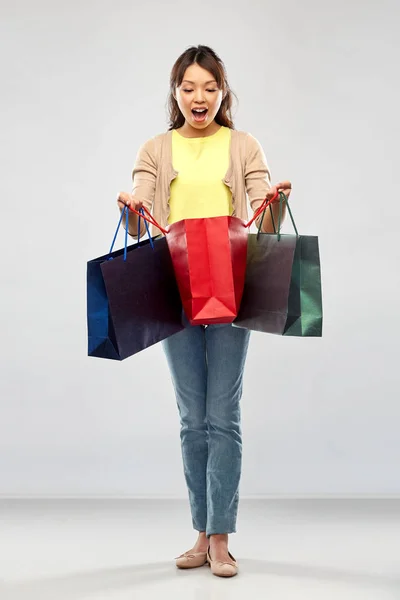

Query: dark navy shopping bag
87,207,185,360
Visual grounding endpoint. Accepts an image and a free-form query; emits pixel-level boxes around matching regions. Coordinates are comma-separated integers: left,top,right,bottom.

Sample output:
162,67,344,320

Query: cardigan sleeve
122,137,157,238
131,137,157,214
244,133,272,221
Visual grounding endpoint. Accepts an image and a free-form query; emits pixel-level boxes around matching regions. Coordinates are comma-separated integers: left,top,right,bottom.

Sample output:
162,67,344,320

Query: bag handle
256,191,298,241
120,192,298,240
245,190,280,228
136,208,154,249
122,197,282,233
109,206,127,259
108,207,155,262
120,203,169,235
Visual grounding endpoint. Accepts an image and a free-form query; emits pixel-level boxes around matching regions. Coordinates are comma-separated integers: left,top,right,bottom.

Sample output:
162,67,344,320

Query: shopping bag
282,234,323,336
233,193,323,337
123,197,281,326
166,216,248,325
87,208,185,360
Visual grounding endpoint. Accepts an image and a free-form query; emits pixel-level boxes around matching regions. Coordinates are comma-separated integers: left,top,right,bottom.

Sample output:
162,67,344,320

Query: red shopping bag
125,193,279,325
166,216,248,325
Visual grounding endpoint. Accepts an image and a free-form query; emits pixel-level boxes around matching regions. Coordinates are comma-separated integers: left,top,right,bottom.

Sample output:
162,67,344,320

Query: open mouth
192,108,208,121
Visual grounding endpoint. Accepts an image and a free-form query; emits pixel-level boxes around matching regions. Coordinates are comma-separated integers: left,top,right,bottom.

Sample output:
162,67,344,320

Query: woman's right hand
117,191,143,213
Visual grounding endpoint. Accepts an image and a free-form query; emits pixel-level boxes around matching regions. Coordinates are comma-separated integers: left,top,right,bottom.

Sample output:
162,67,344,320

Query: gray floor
0,499,399,599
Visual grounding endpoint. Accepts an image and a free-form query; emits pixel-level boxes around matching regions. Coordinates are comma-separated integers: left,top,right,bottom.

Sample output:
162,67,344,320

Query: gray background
1,0,399,497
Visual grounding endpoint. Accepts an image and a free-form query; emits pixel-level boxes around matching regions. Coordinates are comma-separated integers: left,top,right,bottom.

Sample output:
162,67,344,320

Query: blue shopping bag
87,208,185,360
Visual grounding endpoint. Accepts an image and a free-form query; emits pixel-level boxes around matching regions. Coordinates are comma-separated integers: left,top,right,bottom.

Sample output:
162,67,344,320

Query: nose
194,89,205,103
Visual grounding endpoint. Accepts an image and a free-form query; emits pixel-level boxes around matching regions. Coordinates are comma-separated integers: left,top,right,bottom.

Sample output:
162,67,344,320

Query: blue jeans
161,321,251,538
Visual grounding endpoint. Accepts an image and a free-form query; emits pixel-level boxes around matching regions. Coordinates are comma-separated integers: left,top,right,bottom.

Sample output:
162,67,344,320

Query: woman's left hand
266,181,292,203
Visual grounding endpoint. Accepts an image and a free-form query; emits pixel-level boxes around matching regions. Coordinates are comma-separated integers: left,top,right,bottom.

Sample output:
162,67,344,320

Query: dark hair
166,45,238,130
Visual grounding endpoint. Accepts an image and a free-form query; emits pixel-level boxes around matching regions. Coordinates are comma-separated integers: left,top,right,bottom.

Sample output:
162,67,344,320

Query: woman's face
174,63,224,134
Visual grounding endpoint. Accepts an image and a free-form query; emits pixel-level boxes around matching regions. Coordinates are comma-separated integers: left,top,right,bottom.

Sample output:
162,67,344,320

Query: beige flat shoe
207,545,238,577
175,549,208,569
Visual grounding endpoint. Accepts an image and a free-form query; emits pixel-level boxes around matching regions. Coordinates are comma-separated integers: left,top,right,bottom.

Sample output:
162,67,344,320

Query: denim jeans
161,320,251,537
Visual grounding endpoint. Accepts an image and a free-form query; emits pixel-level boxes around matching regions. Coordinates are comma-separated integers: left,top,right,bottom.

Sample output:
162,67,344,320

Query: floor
0,498,399,600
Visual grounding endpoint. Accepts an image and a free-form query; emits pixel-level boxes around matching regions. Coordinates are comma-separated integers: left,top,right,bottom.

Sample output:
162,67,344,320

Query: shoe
175,549,208,569
207,545,238,577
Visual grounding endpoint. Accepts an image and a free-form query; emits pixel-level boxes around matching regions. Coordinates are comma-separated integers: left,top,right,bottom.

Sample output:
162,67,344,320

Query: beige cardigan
129,127,272,238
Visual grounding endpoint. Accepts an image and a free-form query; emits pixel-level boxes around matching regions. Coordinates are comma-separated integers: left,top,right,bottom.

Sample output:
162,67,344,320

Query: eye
182,89,218,93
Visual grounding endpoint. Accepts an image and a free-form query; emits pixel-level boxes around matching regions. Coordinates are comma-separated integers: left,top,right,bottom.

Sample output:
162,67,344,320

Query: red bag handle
121,204,169,234
244,190,280,228
121,189,280,233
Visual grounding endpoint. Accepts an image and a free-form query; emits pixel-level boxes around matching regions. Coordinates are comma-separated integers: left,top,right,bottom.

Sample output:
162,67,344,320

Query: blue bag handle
108,205,154,261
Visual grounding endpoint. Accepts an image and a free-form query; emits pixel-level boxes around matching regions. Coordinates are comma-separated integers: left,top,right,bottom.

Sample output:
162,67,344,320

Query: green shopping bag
233,192,323,337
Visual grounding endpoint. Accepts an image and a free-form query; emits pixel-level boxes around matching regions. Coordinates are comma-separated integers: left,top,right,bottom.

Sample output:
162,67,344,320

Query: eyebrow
181,79,217,85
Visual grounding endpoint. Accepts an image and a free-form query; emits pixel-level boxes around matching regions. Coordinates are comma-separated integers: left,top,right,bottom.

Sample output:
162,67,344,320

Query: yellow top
168,125,233,225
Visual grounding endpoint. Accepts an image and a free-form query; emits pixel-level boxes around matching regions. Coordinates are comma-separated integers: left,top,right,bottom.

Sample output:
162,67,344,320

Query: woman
117,45,292,578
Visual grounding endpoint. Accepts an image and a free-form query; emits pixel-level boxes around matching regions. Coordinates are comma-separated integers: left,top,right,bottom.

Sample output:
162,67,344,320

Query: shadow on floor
0,557,399,599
